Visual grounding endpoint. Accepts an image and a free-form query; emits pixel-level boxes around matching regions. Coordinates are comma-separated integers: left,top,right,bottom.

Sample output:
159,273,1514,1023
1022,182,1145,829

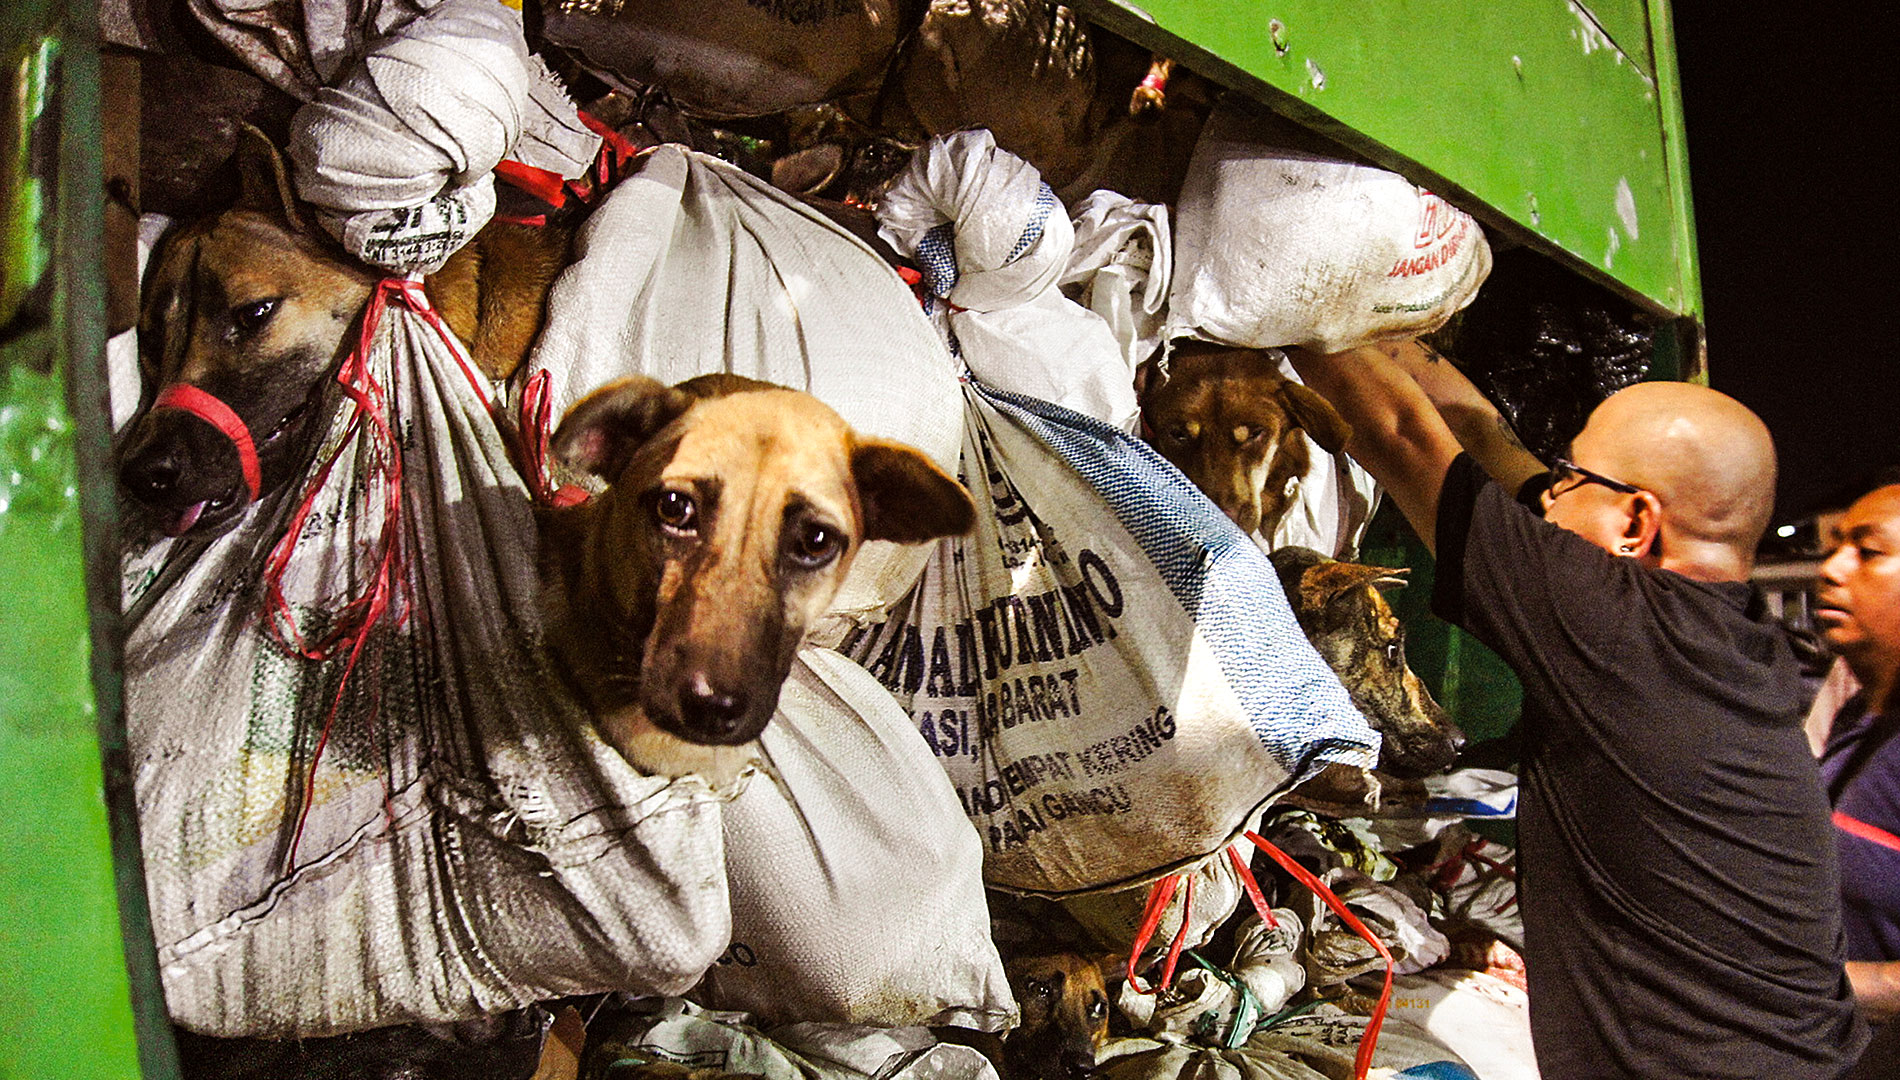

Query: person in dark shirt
1284,340,1866,1078
1815,483,1900,1022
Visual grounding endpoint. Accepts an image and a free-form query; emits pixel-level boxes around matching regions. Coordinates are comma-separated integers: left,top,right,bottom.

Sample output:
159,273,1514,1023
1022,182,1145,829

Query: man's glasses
1547,456,1643,499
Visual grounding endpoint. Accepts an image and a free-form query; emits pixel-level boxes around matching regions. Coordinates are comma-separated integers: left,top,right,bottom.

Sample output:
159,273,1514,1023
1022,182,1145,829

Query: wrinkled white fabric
250,0,598,273
877,131,1140,431
1061,190,1172,373
697,649,1014,1031
1263,354,1382,560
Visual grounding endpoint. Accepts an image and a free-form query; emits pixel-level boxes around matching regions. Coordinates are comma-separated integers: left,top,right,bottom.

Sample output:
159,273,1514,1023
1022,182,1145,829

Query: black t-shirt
1432,454,1865,1078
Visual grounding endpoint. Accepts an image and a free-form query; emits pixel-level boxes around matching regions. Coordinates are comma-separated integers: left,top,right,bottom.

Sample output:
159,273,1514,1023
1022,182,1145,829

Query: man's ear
1624,490,1665,558
852,440,976,545
232,123,308,232
551,376,695,483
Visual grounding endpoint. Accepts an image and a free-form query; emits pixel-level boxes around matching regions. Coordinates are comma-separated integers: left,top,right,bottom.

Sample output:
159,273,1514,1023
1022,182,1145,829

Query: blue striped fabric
975,382,1378,775
916,223,959,298
1005,182,1058,263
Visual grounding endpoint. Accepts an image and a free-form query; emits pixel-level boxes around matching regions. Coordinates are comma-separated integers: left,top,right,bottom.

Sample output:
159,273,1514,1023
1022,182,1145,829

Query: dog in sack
843,131,1379,898
1269,547,1465,782
510,143,1014,1032
121,127,1015,1040
537,372,976,783
117,125,750,1039
1134,343,1354,545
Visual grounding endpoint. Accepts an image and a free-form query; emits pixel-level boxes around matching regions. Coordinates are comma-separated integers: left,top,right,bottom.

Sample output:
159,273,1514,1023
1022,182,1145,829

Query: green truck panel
1079,0,1701,321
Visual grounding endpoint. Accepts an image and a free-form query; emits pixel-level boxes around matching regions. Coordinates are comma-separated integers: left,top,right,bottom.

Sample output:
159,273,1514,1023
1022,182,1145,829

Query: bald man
1286,342,1866,1078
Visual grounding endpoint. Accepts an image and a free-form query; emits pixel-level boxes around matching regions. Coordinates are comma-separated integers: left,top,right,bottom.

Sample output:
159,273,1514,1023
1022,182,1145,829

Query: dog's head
118,126,374,536
541,374,975,778
1138,343,1351,537
1004,953,1111,1080
1271,546,1465,778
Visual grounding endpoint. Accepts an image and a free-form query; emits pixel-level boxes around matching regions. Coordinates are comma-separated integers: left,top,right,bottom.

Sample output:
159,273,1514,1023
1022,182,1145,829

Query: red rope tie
1125,872,1197,995
152,382,262,502
520,369,590,508
1234,831,1394,1080
264,277,476,873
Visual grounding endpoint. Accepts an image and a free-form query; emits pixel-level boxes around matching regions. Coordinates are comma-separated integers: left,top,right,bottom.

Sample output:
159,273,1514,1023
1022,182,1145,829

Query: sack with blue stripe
835,379,1378,894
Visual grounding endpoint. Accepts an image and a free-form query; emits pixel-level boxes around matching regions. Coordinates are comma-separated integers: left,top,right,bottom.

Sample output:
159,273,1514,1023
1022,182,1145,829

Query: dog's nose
121,451,182,501
679,672,750,740
1060,1046,1098,1080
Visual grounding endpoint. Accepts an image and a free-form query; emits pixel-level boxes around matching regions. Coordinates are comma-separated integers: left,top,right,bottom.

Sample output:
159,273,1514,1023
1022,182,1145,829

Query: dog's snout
121,449,183,501
1060,1045,1098,1080
678,672,752,740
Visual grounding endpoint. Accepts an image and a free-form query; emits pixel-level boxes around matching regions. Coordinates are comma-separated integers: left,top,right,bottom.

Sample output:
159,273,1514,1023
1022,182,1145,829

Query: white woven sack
877,130,1141,433
695,649,1013,1031
1167,99,1492,354
828,383,1378,896
122,288,731,1037
524,144,965,632
194,0,600,275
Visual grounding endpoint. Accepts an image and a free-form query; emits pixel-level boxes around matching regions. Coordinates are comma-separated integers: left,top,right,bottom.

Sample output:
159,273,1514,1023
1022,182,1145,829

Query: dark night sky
1671,8,1899,523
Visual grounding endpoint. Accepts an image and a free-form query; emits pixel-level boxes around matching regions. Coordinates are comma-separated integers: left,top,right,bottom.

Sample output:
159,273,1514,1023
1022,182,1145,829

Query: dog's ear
232,123,308,233
551,376,695,482
852,440,976,545
1303,560,1408,612
1277,381,1353,454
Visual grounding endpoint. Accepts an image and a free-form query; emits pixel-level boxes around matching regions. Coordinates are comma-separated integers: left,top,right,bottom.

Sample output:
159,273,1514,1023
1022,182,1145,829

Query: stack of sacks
190,0,599,274
877,130,1141,433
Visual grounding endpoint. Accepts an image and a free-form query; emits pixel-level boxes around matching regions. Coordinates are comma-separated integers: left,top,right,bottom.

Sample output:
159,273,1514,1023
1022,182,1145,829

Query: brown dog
1270,546,1465,778
537,373,975,780
118,125,568,536
1003,953,1112,1080
1138,343,1352,539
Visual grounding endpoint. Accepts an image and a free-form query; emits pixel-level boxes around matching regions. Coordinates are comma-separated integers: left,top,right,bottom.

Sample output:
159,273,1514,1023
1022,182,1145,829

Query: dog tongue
163,500,208,537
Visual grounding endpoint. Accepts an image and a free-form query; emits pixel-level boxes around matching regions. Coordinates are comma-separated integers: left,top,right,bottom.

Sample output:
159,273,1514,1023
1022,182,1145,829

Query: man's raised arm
1283,343,1470,556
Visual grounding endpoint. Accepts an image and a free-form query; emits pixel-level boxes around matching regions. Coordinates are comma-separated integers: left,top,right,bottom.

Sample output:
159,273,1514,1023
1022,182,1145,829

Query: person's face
1540,422,1643,556
1815,485,1900,674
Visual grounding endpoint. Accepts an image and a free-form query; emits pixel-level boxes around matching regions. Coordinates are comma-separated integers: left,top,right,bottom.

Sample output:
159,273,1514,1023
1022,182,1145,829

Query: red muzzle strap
152,382,262,503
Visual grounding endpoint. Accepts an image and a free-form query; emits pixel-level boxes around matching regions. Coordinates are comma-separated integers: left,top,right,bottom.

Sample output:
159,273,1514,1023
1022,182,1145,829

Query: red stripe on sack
153,382,261,502
1835,811,1900,854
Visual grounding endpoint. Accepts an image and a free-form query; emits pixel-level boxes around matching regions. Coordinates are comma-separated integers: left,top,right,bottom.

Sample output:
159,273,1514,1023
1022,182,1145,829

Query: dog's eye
1384,640,1402,667
1087,997,1108,1022
1165,422,1193,444
231,298,279,333
654,490,698,533
787,521,842,568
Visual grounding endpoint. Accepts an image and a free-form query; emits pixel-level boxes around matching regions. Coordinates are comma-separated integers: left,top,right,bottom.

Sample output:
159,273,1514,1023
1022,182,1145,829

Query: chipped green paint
1,1,179,1076
1077,0,1701,320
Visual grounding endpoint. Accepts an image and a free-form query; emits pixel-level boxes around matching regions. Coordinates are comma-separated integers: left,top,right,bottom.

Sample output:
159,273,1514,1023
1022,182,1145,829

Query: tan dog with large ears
1138,343,1353,539
538,373,976,782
